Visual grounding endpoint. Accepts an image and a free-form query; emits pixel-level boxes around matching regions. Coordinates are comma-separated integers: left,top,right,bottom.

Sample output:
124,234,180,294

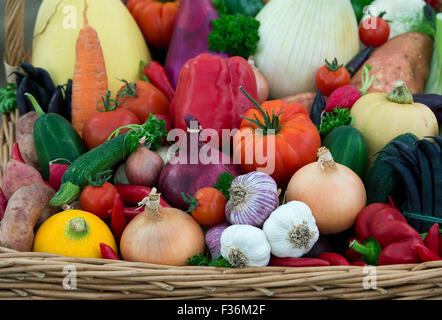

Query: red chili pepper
0,188,8,221
143,61,175,102
107,206,144,220
99,243,120,260
414,243,441,262
269,256,330,267
316,252,350,266
111,194,126,243
423,223,439,256
11,142,25,163
114,184,171,207
355,203,395,241
439,235,442,258
377,239,422,265
350,261,367,267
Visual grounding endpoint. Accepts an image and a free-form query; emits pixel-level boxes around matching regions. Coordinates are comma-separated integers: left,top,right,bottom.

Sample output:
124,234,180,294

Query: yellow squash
33,210,117,258
351,81,439,161
32,0,151,96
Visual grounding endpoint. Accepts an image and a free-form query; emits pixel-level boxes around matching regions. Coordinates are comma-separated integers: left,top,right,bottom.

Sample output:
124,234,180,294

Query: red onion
158,115,241,210
225,171,279,227
205,221,231,259
125,147,165,187
248,57,269,104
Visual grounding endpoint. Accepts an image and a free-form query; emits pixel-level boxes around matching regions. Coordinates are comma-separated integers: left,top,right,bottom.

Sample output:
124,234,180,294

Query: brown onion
286,147,366,235
248,57,269,103
120,188,205,265
125,146,164,187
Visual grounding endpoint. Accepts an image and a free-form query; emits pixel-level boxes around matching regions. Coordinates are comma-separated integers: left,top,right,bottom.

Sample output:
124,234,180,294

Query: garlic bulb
263,201,319,258
220,225,271,268
255,0,359,98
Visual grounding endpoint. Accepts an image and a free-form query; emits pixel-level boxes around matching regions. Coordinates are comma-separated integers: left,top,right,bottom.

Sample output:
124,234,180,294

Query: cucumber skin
364,133,419,205
323,125,368,179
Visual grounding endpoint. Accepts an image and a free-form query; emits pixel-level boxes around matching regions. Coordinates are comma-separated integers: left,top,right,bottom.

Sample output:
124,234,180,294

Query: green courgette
50,114,167,207
26,93,86,181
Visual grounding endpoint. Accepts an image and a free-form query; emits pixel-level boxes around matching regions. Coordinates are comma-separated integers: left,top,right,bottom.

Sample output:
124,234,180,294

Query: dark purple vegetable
65,79,73,122
302,235,335,258
47,86,65,117
158,115,241,210
19,63,55,98
164,0,229,88
16,78,41,116
412,94,442,124
346,46,373,77
310,91,326,127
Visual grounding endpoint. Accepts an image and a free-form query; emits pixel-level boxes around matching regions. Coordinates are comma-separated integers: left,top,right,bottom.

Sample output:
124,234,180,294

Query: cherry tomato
315,58,351,96
183,187,227,227
80,181,118,220
118,81,170,123
83,108,140,150
359,16,390,48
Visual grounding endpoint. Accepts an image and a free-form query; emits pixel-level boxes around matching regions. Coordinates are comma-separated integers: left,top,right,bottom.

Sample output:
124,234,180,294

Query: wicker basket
0,0,441,300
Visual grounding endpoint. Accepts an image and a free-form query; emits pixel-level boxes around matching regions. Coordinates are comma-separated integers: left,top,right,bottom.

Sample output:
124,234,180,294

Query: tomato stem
325,58,344,71
181,192,199,213
97,90,120,112
88,169,113,187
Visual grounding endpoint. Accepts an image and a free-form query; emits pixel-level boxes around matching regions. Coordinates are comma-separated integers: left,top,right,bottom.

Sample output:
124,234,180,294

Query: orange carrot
71,0,108,137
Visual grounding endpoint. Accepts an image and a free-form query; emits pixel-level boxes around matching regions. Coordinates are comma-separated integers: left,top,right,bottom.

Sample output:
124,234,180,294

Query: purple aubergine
158,115,241,210
413,94,442,125
302,236,335,258
346,46,373,77
164,0,229,89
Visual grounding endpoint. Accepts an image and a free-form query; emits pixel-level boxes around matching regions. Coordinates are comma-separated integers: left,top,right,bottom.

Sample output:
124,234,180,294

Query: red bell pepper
170,53,258,146
11,142,25,163
142,61,175,102
100,243,120,260
414,243,441,262
368,207,408,237
269,256,330,267
0,188,8,221
114,184,171,207
111,194,126,243
355,203,396,241
350,261,367,267
316,252,350,266
423,223,439,256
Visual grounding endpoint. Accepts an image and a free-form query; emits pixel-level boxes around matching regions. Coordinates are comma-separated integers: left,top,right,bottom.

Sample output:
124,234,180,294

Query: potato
280,92,322,114
350,32,433,95
1,160,45,200
0,183,57,252
15,111,39,169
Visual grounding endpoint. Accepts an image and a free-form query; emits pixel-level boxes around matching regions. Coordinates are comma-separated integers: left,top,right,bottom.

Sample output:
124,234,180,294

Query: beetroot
158,115,241,210
325,65,375,113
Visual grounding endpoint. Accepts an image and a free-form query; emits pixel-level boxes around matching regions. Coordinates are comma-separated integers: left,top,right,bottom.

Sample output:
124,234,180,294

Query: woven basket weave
0,0,441,300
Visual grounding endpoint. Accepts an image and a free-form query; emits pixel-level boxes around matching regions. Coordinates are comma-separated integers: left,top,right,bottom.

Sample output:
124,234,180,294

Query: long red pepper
414,243,441,262
11,142,25,163
143,61,175,102
439,235,442,258
423,223,439,256
111,194,126,243
269,256,330,267
100,243,120,260
316,252,350,266
107,206,144,220
0,188,8,221
114,184,171,207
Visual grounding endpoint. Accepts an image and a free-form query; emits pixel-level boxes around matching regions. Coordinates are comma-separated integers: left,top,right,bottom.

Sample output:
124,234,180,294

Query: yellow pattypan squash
33,210,117,258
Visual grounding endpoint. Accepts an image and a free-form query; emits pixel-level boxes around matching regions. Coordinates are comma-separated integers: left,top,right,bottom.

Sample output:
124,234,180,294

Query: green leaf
0,83,17,113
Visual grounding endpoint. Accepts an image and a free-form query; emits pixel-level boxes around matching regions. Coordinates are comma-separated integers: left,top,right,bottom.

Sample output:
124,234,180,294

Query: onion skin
249,58,269,104
225,171,279,227
125,147,164,187
205,221,230,259
120,204,205,266
286,148,366,235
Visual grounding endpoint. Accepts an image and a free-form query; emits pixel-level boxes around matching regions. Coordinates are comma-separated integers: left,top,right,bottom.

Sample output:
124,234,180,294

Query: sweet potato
281,92,317,113
15,111,39,168
350,32,433,95
1,159,45,200
0,183,57,252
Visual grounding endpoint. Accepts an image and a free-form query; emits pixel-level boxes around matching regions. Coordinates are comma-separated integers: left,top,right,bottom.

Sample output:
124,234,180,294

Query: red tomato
82,109,141,150
359,16,390,48
183,187,227,227
117,81,170,123
80,182,118,220
315,59,351,96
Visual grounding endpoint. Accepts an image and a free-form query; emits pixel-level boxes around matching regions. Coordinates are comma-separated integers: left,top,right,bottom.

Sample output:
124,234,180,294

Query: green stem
386,81,413,104
97,90,119,112
349,239,381,266
117,79,138,98
88,169,113,187
65,217,90,241
359,65,375,96
325,58,344,71
181,192,199,213
24,93,45,116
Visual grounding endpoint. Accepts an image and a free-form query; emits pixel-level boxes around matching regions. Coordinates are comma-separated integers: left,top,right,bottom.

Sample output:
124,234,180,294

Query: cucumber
322,125,368,178
50,133,130,207
364,133,419,205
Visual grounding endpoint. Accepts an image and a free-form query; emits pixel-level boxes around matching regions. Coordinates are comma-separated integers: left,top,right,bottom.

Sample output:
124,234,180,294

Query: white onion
254,0,360,98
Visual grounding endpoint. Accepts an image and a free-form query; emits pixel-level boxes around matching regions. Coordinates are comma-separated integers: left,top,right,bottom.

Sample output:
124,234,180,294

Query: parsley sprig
0,83,17,114
318,107,352,137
